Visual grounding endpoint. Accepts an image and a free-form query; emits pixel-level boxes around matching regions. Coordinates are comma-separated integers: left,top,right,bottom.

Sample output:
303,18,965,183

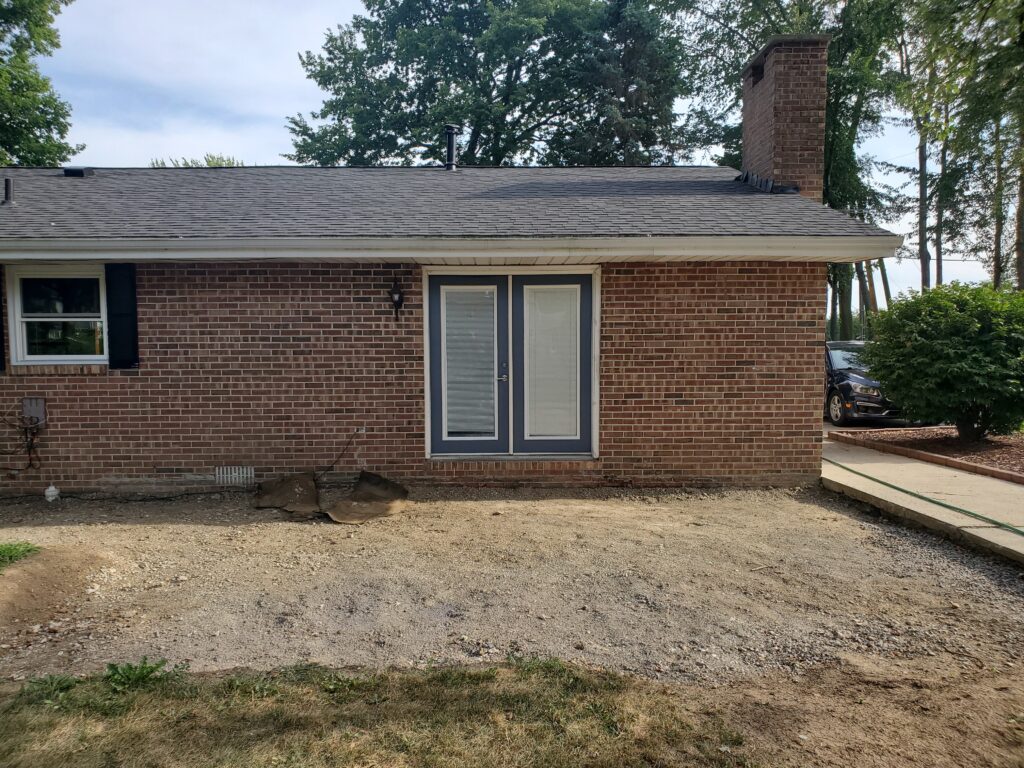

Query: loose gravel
3,484,1023,766
1,485,1021,682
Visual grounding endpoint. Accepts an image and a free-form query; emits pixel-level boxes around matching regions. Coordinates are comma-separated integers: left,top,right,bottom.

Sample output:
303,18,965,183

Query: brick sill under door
429,454,598,463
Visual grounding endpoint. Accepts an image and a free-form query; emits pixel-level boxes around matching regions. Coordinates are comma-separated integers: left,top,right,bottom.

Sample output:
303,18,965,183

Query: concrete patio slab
822,439,1024,567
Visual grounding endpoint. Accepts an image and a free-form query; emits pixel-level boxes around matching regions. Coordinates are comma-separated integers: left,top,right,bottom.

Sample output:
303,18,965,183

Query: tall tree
288,0,691,167
150,154,245,168
541,0,689,164
910,0,1024,288
673,0,903,336
0,0,81,165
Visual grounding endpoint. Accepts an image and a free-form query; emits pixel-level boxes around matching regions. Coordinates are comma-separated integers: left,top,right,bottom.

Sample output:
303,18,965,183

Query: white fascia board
0,234,903,264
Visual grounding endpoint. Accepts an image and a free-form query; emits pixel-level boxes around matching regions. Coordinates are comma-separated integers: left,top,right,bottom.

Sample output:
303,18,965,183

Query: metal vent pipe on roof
2,177,12,205
444,124,461,171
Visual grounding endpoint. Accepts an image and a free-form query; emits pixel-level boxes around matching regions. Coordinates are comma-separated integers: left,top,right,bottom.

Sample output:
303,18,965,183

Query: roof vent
444,124,461,171
1,177,12,206
63,167,95,178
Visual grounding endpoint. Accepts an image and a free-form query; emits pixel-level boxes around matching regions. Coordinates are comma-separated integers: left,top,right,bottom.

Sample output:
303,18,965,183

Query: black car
824,341,901,426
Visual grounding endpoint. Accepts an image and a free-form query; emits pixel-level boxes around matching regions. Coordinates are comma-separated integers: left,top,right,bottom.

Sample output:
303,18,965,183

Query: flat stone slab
324,498,404,525
254,472,321,516
824,440,1024,526
822,440,1024,567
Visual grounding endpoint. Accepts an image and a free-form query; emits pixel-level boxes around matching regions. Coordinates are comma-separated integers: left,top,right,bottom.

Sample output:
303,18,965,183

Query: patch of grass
0,660,760,767
0,541,39,571
18,674,80,710
103,657,177,693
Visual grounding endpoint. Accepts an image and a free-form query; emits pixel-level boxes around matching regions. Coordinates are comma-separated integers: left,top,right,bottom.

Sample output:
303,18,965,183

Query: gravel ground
2,484,1023,766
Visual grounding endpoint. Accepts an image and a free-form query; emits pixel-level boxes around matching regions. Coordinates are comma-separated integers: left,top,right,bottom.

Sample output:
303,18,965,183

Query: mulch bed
851,427,1024,476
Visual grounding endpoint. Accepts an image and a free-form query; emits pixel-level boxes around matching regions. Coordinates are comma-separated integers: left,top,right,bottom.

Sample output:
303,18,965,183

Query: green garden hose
822,456,1024,539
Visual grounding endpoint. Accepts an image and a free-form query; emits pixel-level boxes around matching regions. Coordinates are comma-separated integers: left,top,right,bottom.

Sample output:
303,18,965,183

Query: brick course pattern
741,37,829,202
0,261,824,492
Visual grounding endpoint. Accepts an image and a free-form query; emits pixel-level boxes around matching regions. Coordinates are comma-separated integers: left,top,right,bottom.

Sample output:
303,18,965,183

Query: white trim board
0,234,902,264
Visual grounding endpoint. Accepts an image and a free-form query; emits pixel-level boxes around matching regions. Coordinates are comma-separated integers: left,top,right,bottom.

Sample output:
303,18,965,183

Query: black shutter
105,263,139,369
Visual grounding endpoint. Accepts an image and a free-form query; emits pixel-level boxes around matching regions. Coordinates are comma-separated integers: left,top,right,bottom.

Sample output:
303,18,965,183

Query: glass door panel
428,276,509,454
524,285,580,439
512,275,592,454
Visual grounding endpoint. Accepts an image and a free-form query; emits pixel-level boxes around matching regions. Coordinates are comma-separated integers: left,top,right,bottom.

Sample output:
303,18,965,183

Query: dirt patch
0,547,108,640
851,427,1024,476
0,486,1022,766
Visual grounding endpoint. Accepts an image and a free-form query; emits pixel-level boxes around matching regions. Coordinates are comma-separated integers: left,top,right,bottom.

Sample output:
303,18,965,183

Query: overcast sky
38,0,988,298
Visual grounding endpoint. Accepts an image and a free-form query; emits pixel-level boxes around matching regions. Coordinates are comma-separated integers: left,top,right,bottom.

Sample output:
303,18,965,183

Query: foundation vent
215,465,256,487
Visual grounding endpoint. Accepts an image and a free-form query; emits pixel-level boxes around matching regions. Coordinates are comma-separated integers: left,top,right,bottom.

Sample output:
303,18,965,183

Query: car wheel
827,391,848,427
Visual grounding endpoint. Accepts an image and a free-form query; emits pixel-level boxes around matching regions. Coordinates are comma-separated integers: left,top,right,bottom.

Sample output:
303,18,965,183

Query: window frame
423,266,601,460
6,264,109,366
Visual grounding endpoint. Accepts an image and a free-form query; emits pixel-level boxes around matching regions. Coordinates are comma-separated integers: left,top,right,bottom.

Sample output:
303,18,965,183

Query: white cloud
36,0,363,165
64,115,294,167
46,0,359,119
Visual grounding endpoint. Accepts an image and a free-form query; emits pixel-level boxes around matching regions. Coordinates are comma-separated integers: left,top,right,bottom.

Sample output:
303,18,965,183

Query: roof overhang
0,235,902,264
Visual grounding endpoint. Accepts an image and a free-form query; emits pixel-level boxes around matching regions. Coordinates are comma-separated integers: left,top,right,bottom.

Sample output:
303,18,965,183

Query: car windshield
830,348,866,370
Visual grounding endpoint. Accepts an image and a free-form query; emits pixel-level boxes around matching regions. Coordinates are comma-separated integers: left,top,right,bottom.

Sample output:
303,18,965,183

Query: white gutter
0,235,902,264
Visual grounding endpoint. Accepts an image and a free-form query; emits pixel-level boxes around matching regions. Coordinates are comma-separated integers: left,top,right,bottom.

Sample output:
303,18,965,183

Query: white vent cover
215,466,255,487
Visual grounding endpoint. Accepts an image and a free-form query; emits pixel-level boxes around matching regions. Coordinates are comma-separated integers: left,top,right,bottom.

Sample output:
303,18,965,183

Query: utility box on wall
21,397,46,426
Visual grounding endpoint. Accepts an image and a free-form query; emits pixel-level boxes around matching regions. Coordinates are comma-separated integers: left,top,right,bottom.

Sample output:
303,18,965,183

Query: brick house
0,36,898,493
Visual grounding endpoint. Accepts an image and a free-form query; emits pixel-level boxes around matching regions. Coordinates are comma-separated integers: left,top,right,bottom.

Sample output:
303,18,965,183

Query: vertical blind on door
443,288,497,437
525,286,579,438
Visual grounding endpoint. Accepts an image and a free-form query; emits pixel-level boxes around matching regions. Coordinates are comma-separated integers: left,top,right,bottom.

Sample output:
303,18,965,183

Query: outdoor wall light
389,279,405,319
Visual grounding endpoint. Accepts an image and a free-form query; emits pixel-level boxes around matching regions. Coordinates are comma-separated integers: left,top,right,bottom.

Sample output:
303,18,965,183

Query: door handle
497,374,509,382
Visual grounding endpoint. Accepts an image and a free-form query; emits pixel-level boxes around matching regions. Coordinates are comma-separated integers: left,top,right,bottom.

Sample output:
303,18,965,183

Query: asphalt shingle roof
0,166,894,241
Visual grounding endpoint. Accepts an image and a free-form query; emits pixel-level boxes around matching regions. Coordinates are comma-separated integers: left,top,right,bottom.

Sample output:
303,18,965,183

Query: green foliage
149,154,245,168
899,0,1024,287
288,0,692,166
0,0,81,165
672,0,903,219
0,541,39,570
863,283,1024,441
103,657,173,692
18,674,79,710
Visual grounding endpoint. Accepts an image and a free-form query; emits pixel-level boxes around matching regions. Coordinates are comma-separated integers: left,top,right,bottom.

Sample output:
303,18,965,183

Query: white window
6,265,108,365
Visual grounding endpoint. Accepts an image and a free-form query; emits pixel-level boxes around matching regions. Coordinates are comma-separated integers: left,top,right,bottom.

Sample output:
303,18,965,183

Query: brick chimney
741,35,830,202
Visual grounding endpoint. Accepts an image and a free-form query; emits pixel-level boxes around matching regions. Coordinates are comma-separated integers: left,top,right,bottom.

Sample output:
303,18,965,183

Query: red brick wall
741,37,829,201
0,261,824,493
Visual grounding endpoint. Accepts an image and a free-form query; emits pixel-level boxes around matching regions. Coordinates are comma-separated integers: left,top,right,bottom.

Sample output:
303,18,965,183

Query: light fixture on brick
389,278,404,318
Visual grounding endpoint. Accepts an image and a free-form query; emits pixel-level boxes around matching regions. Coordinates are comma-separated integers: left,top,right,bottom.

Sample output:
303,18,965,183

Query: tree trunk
877,258,892,306
865,260,879,313
855,261,869,336
992,119,1006,287
935,109,948,285
1016,167,1023,291
954,415,987,444
829,282,839,339
917,121,931,290
837,264,854,340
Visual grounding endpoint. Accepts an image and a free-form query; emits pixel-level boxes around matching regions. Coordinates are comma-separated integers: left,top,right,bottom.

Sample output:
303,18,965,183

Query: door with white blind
511,275,592,454
428,276,510,455
428,273,592,456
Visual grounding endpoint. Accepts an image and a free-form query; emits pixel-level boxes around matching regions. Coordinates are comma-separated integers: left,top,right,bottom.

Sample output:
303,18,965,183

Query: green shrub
103,657,172,692
863,283,1024,441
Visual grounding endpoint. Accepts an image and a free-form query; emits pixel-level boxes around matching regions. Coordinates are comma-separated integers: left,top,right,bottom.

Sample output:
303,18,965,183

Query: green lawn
0,658,757,767
0,541,39,571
